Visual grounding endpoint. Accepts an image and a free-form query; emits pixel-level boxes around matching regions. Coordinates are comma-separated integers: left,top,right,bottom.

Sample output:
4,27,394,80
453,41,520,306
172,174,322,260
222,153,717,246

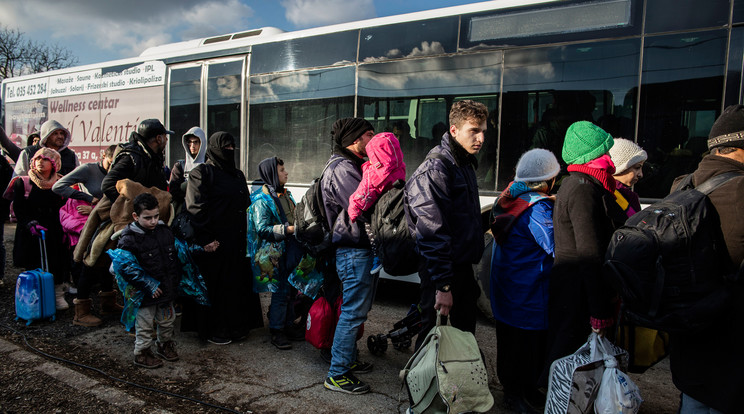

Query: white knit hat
609,138,647,175
514,148,561,182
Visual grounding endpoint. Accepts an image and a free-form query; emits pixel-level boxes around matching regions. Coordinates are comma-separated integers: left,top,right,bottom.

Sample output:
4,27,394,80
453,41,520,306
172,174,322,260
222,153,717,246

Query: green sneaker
324,372,370,394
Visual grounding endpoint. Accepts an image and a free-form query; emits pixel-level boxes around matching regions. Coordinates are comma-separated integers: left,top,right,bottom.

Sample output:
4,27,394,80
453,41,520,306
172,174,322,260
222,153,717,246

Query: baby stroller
367,304,423,355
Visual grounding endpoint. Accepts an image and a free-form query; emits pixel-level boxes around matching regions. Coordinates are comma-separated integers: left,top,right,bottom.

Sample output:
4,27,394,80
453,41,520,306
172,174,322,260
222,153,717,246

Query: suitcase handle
37,230,49,273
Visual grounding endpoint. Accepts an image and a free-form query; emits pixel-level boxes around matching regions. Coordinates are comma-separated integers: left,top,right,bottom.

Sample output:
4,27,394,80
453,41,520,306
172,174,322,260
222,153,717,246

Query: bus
2,0,742,228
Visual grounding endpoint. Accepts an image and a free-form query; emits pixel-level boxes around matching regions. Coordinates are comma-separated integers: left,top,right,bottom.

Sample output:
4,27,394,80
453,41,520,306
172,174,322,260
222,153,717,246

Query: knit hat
609,138,647,175
31,147,61,173
332,118,374,148
562,121,614,165
707,105,744,149
514,148,560,182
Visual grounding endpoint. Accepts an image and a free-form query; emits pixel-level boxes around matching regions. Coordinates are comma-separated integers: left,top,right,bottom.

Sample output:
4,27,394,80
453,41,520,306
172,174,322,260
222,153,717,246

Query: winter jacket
101,133,167,202
59,198,90,247
117,221,180,307
15,120,79,176
348,132,406,222
169,127,207,209
405,134,484,290
491,198,554,330
52,162,106,203
668,154,744,413
321,152,371,248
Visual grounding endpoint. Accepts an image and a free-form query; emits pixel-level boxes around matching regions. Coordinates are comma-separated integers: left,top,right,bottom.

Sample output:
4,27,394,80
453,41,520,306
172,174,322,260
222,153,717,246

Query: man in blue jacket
321,117,376,395
405,100,488,350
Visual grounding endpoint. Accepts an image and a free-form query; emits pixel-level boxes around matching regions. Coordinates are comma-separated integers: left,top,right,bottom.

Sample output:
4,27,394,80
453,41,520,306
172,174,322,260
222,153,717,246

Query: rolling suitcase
15,230,56,325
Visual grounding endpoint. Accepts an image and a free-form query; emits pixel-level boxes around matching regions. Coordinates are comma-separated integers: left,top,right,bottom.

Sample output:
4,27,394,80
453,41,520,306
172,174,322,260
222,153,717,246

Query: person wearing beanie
14,119,80,177
609,138,648,217
321,117,376,395
10,147,67,310
541,121,627,387
667,105,744,413
489,148,560,412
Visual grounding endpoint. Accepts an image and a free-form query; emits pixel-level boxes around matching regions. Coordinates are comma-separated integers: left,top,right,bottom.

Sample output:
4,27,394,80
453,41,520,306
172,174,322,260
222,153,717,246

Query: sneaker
133,349,163,369
320,348,333,364
270,329,292,350
174,303,183,317
349,359,373,374
207,337,232,345
370,256,383,274
324,372,370,395
155,341,179,361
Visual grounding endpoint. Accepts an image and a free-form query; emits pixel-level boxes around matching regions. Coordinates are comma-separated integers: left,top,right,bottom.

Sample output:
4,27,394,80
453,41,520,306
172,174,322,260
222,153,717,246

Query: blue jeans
328,247,374,377
679,393,723,414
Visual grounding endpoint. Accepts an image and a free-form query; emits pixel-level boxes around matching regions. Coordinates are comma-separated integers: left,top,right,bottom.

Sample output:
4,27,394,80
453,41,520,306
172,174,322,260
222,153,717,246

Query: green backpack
400,313,494,413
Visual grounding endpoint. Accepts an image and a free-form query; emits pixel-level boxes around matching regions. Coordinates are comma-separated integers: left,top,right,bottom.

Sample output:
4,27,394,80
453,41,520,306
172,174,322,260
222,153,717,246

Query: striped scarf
490,181,551,245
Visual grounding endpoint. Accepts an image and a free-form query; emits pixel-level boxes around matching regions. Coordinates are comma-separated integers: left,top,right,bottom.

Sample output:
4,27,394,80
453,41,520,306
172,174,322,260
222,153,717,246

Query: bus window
636,30,727,198
250,31,358,75
168,66,202,164
359,17,458,63
207,60,244,167
500,38,640,190
358,52,502,182
248,66,355,181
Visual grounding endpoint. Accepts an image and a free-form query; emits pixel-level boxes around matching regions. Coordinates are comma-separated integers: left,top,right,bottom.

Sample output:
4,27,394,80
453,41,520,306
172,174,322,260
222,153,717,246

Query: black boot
270,329,292,350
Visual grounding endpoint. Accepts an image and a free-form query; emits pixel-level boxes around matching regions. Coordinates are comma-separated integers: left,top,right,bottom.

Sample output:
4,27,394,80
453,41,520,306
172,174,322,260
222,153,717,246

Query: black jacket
117,222,180,307
101,133,167,202
669,154,744,413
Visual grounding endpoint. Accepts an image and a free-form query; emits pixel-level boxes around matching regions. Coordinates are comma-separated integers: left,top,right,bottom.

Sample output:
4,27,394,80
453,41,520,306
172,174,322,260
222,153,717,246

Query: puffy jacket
117,221,180,307
59,198,90,247
101,133,167,202
405,134,484,289
247,186,303,277
321,153,371,248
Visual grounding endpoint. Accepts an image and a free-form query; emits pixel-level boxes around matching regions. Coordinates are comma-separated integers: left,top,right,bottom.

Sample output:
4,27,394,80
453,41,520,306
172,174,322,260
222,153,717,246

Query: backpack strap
693,171,744,195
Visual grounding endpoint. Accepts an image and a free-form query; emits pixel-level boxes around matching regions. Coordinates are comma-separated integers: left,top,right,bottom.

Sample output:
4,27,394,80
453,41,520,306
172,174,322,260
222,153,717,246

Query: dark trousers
77,265,114,299
495,320,547,399
415,262,480,351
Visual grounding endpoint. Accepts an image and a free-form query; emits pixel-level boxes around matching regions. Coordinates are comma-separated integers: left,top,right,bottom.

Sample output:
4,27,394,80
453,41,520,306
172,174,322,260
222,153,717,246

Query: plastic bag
594,339,643,414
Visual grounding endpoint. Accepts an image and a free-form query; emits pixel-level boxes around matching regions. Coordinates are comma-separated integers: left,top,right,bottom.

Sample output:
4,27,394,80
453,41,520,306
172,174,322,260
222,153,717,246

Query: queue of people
1,103,740,414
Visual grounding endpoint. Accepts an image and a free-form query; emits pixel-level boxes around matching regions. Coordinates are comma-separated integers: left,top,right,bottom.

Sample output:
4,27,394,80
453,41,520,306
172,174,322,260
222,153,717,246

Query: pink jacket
60,198,91,247
348,132,406,222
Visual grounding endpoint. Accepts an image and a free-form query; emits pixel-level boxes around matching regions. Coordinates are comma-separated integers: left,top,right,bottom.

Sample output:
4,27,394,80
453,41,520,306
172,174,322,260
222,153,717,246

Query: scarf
490,181,552,245
567,154,617,193
28,168,61,190
206,131,239,176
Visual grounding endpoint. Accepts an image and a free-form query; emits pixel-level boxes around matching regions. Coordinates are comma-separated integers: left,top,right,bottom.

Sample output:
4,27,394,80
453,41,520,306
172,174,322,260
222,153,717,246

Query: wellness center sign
3,61,166,163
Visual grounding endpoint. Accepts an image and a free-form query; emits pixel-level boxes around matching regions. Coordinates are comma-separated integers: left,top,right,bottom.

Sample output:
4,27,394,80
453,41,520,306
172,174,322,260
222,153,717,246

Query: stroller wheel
367,334,388,356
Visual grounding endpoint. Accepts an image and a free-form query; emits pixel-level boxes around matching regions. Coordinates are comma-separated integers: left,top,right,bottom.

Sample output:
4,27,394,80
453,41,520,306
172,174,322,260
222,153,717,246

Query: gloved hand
27,221,48,237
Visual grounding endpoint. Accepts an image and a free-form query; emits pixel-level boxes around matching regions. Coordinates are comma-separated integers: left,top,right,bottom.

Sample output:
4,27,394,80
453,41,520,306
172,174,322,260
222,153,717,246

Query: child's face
615,161,644,187
34,158,53,176
133,207,159,231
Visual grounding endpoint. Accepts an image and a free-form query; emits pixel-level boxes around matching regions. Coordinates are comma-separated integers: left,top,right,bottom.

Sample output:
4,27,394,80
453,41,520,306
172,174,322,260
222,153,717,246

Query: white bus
2,0,741,253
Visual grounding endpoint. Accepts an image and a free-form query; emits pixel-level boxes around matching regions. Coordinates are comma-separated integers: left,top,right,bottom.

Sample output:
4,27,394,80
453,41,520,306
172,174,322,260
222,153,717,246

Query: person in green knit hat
540,121,629,387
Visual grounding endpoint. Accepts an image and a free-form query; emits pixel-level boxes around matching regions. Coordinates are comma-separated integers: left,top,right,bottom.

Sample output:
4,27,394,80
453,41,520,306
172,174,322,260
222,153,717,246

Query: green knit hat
562,121,614,165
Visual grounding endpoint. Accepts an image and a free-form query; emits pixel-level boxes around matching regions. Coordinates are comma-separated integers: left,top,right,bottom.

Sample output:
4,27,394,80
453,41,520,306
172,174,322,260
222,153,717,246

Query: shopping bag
594,338,643,414
545,333,629,414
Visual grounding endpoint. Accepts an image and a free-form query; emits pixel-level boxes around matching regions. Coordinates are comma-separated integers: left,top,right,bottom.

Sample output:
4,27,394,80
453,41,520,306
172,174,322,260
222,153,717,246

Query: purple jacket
321,152,371,248
405,134,484,289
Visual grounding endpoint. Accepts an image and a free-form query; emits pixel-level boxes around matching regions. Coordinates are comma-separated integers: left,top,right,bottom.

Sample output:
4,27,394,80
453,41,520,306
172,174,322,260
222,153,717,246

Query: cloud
0,0,255,61
281,0,376,28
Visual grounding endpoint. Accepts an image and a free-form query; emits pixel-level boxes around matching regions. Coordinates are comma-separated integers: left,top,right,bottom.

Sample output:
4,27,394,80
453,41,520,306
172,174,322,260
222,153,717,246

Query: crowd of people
0,100,742,413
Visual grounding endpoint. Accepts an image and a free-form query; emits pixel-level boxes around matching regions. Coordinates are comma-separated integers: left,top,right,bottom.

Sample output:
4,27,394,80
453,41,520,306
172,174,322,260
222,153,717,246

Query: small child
348,132,406,273
117,193,182,369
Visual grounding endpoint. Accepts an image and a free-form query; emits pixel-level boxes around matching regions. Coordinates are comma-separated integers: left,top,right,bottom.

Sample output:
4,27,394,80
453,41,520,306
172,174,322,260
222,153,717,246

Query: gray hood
181,126,207,173
40,119,71,150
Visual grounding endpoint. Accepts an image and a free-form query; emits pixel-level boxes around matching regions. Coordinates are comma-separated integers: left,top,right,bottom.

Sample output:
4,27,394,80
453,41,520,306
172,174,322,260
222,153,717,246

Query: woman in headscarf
181,132,263,344
541,122,627,386
11,147,67,309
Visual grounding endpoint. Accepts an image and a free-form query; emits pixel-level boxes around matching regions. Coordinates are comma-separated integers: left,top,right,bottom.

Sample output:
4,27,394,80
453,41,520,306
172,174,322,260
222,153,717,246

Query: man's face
46,129,66,150
450,119,486,155
133,207,159,231
352,130,375,156
185,136,200,157
277,164,288,187
156,134,168,153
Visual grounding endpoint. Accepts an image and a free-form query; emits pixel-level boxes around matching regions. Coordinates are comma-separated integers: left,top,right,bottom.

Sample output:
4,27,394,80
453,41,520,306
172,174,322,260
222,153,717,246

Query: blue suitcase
15,231,56,325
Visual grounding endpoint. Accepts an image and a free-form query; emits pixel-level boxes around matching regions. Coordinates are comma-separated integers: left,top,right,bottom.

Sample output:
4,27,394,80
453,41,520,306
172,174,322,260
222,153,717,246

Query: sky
1,0,492,66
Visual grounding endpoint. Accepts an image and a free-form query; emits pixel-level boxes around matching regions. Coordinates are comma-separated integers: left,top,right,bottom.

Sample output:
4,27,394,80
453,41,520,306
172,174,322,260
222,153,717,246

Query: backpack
371,153,450,276
294,158,340,256
400,314,493,414
604,171,743,333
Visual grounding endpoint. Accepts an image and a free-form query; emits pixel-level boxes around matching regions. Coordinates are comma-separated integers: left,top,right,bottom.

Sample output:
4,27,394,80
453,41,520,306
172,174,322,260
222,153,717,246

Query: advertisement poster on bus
3,61,165,163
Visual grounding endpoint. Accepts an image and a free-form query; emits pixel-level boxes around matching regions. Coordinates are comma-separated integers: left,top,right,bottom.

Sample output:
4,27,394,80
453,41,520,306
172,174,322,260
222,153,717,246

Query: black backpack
604,171,743,333
294,158,339,256
371,153,450,276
